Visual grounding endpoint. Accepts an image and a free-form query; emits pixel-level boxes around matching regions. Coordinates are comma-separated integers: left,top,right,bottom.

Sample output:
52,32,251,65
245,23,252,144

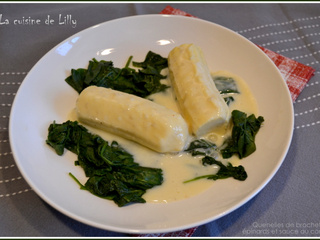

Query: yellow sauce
69,70,258,204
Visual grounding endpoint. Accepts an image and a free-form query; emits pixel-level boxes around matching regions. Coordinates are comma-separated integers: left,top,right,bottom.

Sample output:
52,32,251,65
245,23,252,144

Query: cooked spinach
184,156,247,183
132,50,168,73
184,109,264,183
185,139,217,156
223,96,235,106
213,76,239,106
184,140,247,183
65,51,169,98
46,120,163,207
213,76,239,94
221,110,264,159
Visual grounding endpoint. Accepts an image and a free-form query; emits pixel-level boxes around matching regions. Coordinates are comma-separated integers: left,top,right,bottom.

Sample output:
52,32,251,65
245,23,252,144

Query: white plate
9,15,294,234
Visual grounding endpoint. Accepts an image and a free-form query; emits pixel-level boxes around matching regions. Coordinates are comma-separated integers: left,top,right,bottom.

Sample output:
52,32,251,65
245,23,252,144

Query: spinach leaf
183,108,264,184
46,120,163,207
185,139,217,156
223,96,235,106
132,51,168,73
65,51,169,98
213,76,239,94
184,156,247,183
184,140,247,183
221,110,264,159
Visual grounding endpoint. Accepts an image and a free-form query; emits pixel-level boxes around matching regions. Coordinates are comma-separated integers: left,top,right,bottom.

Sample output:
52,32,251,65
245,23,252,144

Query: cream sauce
69,70,258,204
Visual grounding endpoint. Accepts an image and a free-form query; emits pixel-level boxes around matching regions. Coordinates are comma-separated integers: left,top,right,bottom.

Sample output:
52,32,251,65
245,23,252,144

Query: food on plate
65,51,169,98
46,47,264,206
183,109,264,183
183,139,248,183
220,110,264,159
46,120,163,207
76,86,190,153
168,43,230,137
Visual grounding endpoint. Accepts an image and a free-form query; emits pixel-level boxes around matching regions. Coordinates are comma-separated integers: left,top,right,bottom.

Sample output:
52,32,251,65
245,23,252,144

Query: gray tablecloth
1,3,320,237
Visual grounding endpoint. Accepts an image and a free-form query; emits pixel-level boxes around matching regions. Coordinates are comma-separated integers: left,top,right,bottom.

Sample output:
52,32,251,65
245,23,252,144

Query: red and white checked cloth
134,5,315,237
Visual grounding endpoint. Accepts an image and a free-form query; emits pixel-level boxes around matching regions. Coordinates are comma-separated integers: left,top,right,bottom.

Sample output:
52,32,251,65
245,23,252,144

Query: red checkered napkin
134,6,315,237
